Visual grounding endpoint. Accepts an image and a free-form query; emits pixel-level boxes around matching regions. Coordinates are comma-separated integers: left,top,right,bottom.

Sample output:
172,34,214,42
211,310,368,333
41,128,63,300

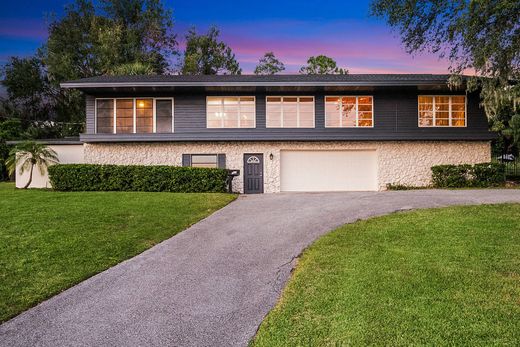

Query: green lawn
0,183,235,322
253,204,520,346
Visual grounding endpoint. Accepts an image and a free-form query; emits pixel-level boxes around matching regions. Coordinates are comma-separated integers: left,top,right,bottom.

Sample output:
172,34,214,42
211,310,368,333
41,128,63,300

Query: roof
61,74,456,88
6,137,82,146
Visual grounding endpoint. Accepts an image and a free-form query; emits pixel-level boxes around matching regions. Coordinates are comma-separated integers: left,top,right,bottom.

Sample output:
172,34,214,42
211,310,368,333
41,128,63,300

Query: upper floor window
418,96,466,127
206,97,255,128
96,98,173,134
266,96,315,128
325,96,373,127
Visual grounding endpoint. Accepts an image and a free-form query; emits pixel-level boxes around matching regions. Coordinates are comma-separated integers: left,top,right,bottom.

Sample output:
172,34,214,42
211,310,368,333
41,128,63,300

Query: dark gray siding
85,95,95,134
81,89,494,142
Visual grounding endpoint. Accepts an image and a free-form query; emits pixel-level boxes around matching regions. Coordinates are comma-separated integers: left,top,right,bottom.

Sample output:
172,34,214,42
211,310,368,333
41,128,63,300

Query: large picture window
325,96,373,127
418,95,466,127
95,98,173,134
206,97,255,128
266,96,315,128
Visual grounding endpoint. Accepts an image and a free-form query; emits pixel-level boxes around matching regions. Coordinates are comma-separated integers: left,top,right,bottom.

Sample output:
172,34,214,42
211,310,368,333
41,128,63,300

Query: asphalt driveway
2,189,520,347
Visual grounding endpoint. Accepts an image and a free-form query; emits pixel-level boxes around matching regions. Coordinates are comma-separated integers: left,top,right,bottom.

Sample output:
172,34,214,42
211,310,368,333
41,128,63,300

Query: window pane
325,99,341,127
223,103,239,128
136,99,153,133
96,99,114,133
240,100,255,128
156,99,173,133
452,104,465,112
267,96,281,102
207,97,221,105
358,96,372,104
282,101,298,127
191,154,218,168
436,103,449,112
299,97,314,103
451,96,465,104
435,96,450,104
452,119,465,126
284,97,298,103
435,119,449,126
358,119,373,127
342,99,356,127
358,104,372,112
266,104,281,127
418,96,433,104
116,99,133,133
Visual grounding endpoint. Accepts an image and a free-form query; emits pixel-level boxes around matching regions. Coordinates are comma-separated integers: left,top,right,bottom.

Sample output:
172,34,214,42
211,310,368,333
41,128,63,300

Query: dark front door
244,153,264,194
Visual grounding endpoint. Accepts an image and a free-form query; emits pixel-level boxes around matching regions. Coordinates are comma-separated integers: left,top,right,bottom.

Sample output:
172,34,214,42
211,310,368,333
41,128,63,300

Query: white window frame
206,96,256,129
94,97,174,134
324,95,374,128
265,96,315,128
417,95,467,128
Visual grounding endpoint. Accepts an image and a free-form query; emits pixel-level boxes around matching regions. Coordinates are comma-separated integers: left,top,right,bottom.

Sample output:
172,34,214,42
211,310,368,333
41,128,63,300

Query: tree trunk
24,164,34,189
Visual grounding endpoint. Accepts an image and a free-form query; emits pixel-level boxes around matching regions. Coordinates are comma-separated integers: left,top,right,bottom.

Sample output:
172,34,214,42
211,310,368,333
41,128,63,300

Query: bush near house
431,163,505,188
49,164,229,193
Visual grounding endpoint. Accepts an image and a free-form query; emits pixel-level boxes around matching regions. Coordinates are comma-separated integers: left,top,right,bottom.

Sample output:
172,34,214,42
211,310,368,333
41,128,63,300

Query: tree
180,26,241,75
254,52,285,75
1,57,51,121
370,0,520,117
100,0,177,73
108,61,156,75
299,55,348,75
6,141,59,189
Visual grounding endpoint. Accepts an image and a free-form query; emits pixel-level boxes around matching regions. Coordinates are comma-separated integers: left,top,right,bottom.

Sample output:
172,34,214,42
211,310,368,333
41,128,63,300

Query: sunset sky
0,0,451,74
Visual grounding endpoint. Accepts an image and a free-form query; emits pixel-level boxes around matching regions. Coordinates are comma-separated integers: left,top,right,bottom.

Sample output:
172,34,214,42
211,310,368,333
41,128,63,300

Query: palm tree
6,141,59,189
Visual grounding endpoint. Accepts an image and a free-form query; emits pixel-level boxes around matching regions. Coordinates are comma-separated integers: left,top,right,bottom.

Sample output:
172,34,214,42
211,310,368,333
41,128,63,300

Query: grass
0,182,236,323
252,204,520,346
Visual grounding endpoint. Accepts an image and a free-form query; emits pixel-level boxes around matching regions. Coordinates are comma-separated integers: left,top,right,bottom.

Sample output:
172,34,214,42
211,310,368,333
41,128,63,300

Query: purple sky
0,0,452,74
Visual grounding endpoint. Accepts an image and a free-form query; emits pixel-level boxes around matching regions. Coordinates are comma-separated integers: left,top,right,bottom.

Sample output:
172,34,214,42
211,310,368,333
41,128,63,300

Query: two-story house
61,74,494,193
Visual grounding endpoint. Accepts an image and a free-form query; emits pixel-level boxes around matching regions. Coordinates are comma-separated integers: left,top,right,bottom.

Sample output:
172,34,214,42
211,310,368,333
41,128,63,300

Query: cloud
177,19,451,74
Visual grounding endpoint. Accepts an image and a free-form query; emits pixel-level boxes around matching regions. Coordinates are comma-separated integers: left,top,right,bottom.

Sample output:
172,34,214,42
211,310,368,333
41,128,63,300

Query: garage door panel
280,150,377,192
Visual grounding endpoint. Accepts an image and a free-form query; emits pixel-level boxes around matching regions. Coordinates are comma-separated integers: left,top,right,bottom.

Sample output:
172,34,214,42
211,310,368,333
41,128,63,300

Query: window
182,154,226,169
206,97,255,128
266,96,315,128
96,99,114,134
190,155,218,168
136,99,153,133
95,98,173,134
418,95,466,127
325,96,373,127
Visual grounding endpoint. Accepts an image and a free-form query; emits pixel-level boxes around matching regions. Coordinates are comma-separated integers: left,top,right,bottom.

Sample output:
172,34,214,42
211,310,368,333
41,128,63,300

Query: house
59,74,494,193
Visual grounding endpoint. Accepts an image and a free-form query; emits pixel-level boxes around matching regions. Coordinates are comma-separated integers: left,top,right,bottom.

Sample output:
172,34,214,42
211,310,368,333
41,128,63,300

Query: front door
244,154,264,194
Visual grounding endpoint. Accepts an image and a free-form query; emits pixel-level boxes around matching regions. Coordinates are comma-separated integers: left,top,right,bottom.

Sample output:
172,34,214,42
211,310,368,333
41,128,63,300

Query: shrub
431,163,505,188
48,164,229,193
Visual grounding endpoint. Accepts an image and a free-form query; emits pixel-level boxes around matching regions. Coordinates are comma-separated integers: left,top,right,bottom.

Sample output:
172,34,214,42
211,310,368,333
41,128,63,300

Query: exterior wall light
269,153,274,160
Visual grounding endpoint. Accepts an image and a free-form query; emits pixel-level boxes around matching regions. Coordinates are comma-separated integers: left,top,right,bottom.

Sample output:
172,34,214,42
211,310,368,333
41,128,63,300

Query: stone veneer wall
84,141,490,193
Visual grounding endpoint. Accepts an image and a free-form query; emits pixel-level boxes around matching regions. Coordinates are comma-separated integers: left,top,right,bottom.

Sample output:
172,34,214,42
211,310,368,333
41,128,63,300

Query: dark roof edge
6,138,83,145
61,80,450,88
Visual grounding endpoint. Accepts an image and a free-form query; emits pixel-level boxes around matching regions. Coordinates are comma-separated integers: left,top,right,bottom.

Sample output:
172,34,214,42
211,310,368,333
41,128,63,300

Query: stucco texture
84,141,491,192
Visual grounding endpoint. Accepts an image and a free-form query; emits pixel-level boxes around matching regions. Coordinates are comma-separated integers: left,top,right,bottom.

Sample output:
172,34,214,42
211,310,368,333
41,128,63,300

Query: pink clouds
208,19,452,74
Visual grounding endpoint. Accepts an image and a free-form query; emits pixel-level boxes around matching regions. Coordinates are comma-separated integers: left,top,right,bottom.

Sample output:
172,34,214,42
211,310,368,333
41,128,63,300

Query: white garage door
280,150,377,192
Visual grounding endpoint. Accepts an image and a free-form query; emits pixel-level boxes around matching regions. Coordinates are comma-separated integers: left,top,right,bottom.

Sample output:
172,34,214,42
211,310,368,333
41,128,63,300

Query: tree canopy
370,0,520,117
254,52,285,75
180,27,241,75
299,55,348,74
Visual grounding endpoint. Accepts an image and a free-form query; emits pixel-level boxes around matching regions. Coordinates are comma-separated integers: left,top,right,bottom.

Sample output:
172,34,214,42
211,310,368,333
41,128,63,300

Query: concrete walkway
1,189,520,347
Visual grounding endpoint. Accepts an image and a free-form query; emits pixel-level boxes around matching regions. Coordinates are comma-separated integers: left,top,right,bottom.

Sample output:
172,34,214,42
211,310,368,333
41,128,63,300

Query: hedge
431,163,505,188
48,164,229,193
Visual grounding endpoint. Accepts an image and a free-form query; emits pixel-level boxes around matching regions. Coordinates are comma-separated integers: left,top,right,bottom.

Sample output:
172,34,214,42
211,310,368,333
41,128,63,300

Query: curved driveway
2,189,520,347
